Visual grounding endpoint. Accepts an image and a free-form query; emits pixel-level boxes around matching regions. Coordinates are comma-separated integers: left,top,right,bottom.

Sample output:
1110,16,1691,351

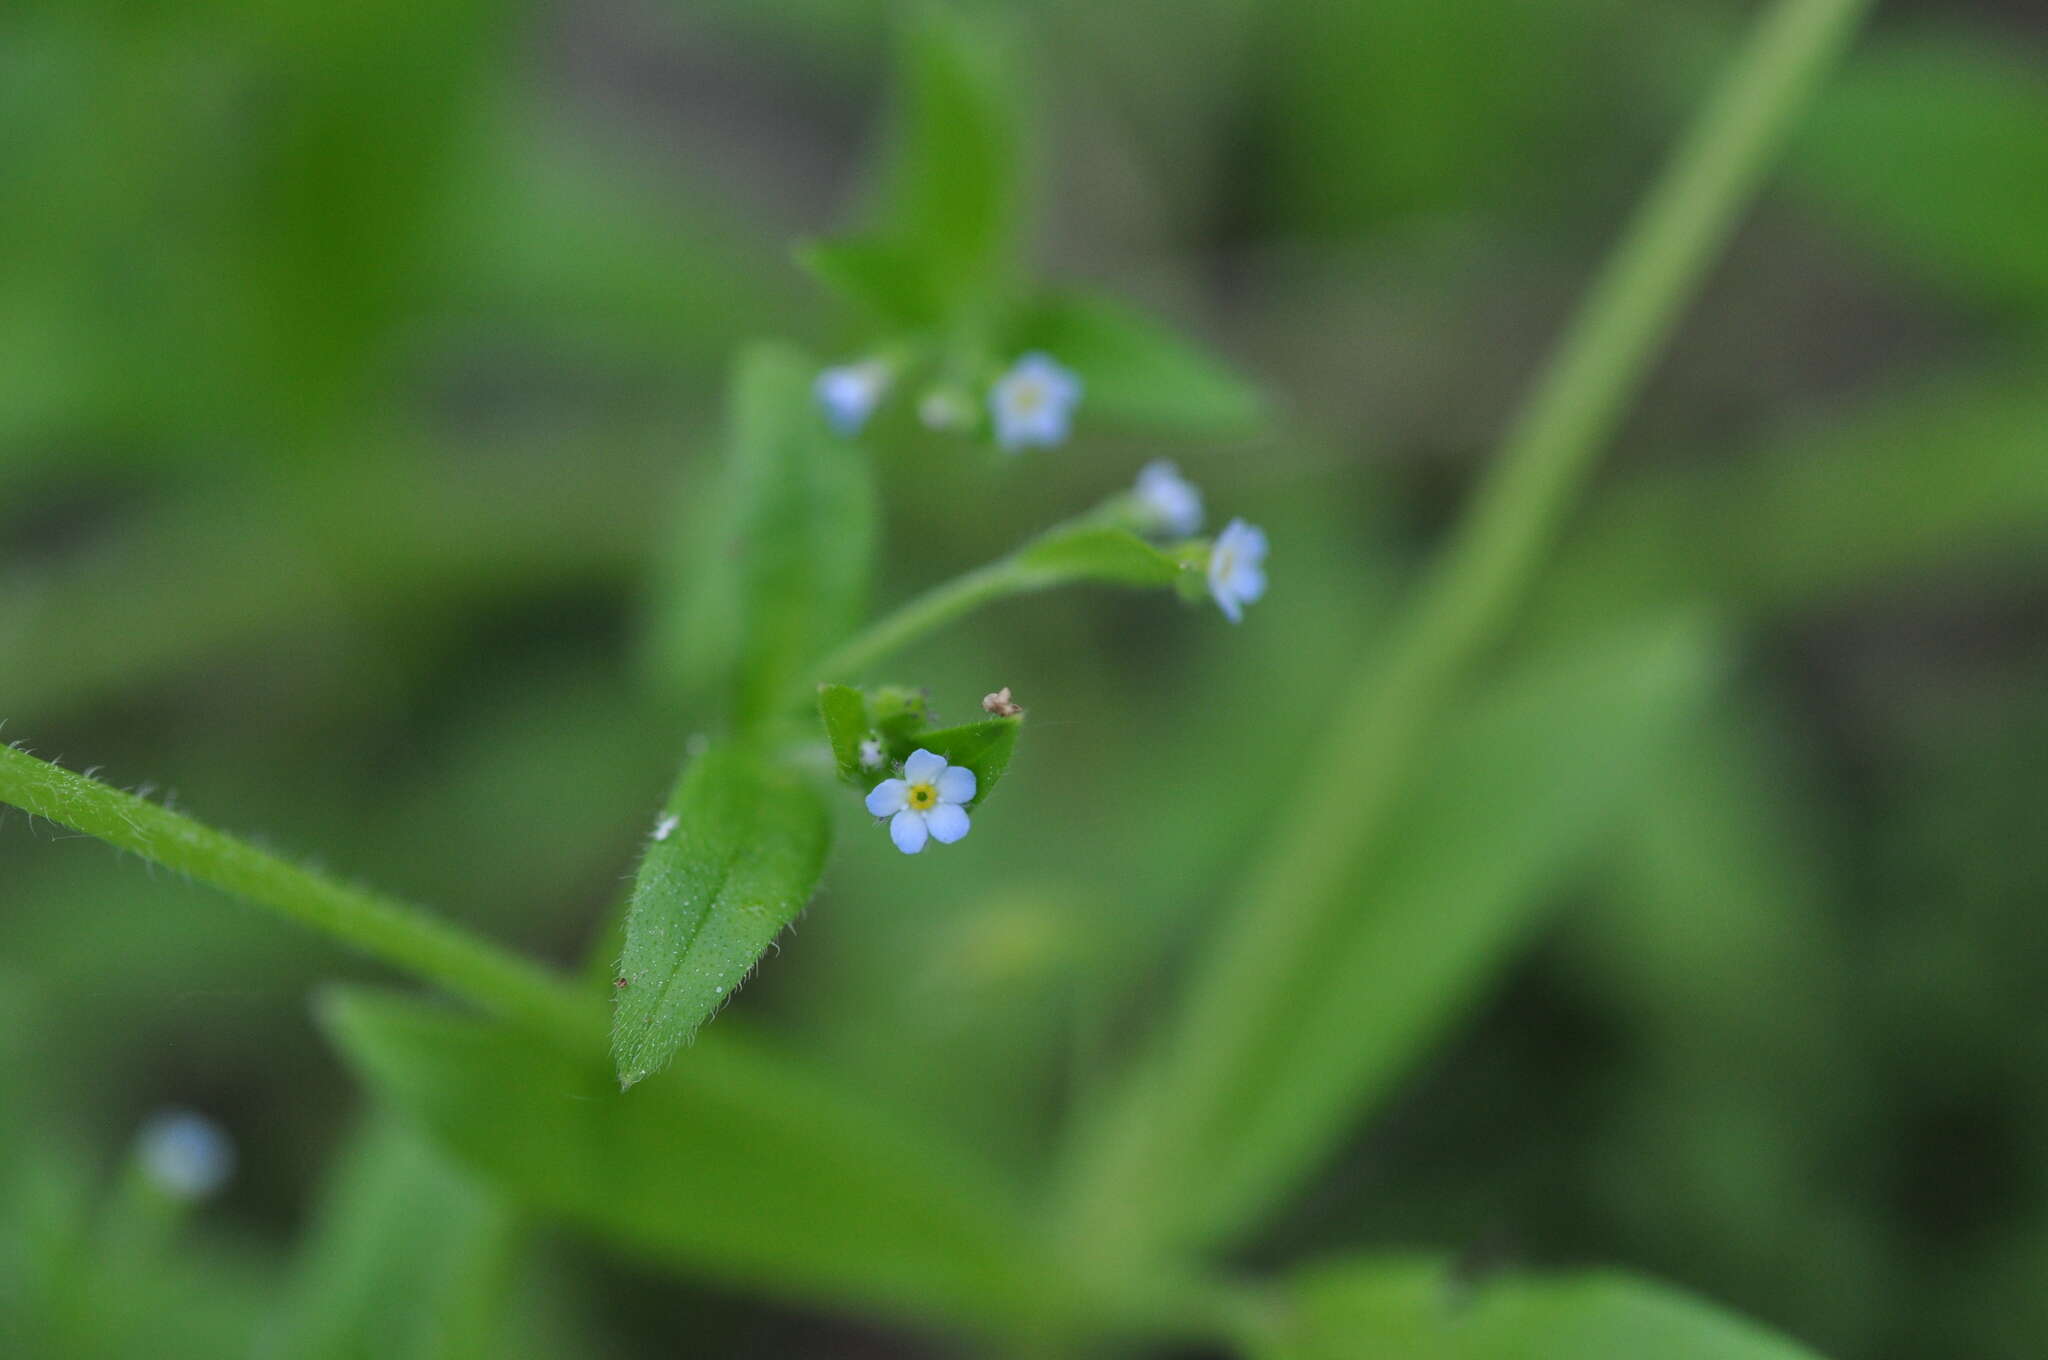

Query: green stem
809,557,1028,691
801,503,1162,702
0,743,595,1042
1077,0,1876,1253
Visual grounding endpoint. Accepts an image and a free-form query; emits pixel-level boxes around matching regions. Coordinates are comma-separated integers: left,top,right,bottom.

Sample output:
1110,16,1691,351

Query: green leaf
1010,293,1266,437
817,682,871,784
1794,36,2048,312
646,343,877,730
322,988,1071,1332
613,744,830,1088
894,717,1020,806
269,1115,518,1360
1013,524,1188,591
867,684,932,742
879,3,1025,304
798,236,946,329
1262,1256,1822,1359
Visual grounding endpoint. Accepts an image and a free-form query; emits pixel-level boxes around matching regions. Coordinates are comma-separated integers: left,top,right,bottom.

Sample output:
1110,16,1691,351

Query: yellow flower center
1010,379,1046,414
907,782,938,811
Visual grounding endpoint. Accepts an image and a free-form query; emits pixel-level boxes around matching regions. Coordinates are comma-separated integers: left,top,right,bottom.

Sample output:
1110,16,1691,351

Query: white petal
924,802,970,844
903,749,947,783
936,765,977,805
889,809,929,854
865,778,908,817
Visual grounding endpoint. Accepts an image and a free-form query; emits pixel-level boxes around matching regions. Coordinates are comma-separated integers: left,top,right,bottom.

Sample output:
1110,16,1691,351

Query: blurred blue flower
1134,459,1204,537
1207,518,1268,623
814,360,892,435
137,1109,235,1201
988,352,1081,452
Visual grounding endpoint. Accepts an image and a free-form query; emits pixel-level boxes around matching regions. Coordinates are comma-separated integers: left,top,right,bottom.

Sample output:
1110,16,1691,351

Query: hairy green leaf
1010,293,1266,436
817,682,872,784
798,236,946,328
895,717,1020,806
1013,524,1189,591
646,343,877,730
1261,1256,1822,1359
613,744,830,1087
881,3,1024,304
323,989,1072,1332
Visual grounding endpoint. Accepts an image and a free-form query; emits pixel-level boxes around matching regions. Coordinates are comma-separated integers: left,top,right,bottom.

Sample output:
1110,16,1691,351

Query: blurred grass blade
1257,1256,1822,1359
270,1114,519,1360
1008,293,1266,437
644,343,877,730
324,988,1072,1332
1570,699,1870,1338
612,744,830,1087
1539,355,2048,630
1794,35,2048,312
1176,615,1725,1247
1062,0,1872,1264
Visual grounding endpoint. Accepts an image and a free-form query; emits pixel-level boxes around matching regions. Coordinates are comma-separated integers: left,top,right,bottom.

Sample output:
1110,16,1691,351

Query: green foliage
1796,35,2048,312
819,684,1021,806
817,682,873,783
797,236,948,330
0,743,590,1041
1537,354,2048,631
647,343,878,731
613,743,831,1088
806,4,1023,327
0,0,1964,1354
1261,1256,1822,1359
325,988,1072,1332
1067,615,1726,1253
1008,293,1267,437
1012,523,1190,590
269,1115,517,1360
895,717,1020,805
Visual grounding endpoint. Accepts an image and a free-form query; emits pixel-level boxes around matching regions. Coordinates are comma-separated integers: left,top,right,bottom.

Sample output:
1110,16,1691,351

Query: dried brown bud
981,687,1023,718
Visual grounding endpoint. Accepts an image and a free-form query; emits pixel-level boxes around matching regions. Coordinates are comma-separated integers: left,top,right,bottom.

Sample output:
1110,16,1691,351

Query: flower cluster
814,352,1083,450
1126,460,1267,624
825,357,1268,859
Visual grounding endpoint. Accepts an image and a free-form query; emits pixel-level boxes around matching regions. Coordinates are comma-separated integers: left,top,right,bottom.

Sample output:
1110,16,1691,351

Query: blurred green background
3,0,2046,1356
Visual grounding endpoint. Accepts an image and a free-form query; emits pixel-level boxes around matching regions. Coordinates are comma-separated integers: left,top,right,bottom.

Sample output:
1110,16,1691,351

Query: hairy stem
0,744,596,1042
800,503,1158,703
809,558,1025,692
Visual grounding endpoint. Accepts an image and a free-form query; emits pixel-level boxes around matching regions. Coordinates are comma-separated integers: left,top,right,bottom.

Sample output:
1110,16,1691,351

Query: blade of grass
1064,0,1876,1260
0,743,594,1043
